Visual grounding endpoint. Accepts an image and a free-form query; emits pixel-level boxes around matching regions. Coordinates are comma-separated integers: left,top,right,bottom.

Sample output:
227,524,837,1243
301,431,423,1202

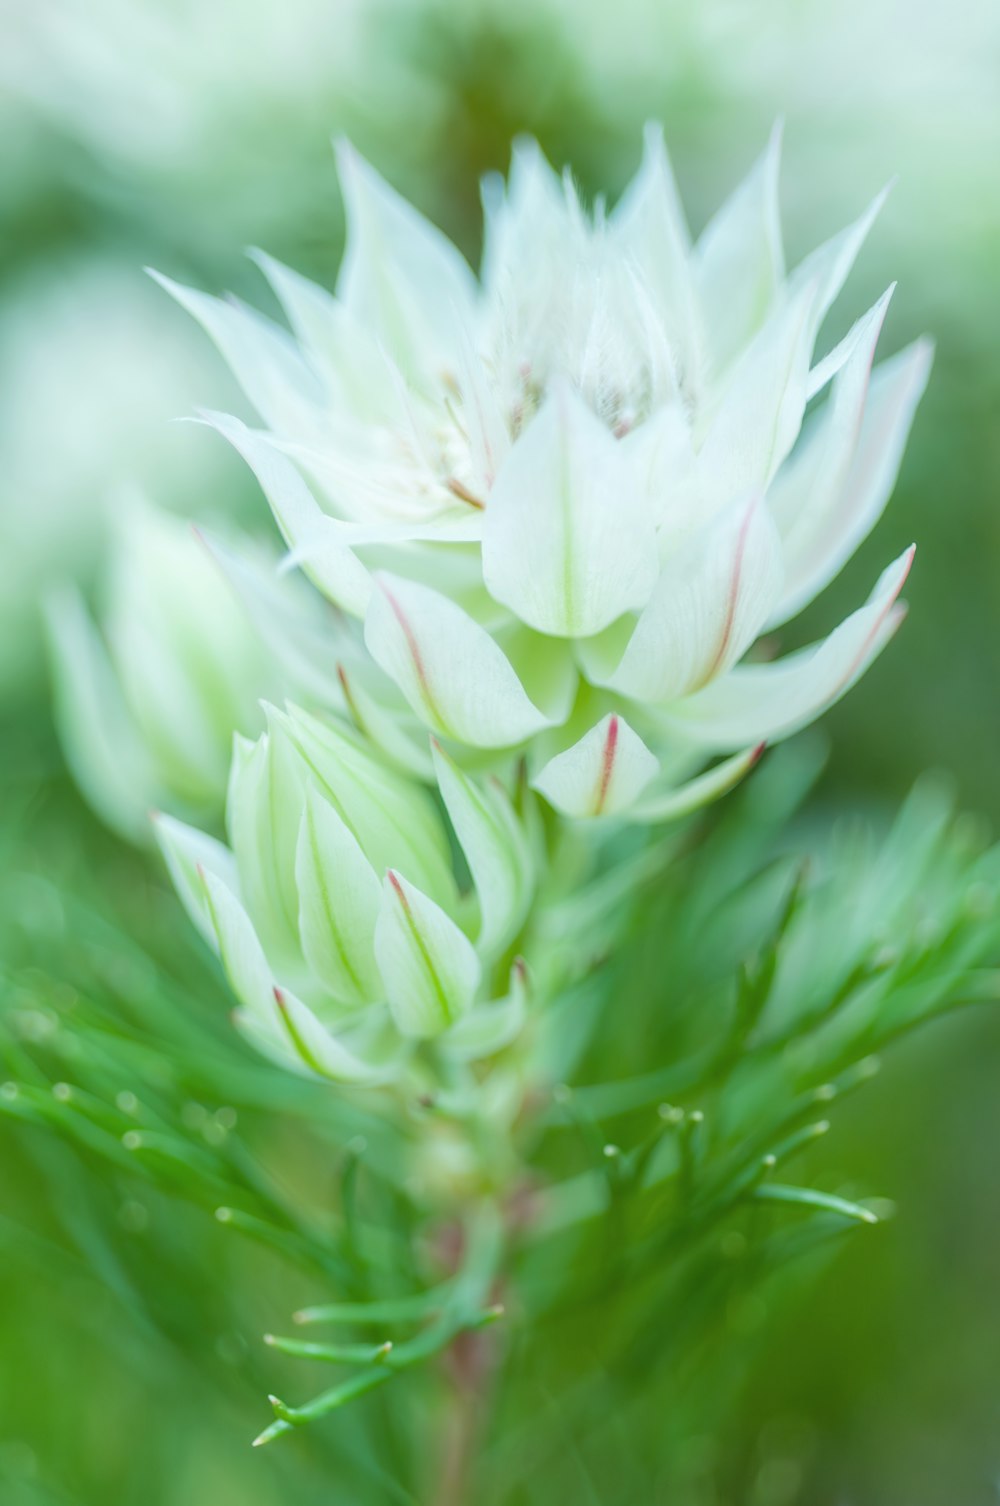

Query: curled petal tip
899,543,917,584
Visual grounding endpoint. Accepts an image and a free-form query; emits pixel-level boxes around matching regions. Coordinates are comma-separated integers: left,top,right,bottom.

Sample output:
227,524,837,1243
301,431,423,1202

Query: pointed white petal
248,250,401,424
626,744,766,822
152,812,238,946
374,871,481,1038
231,702,443,968
532,714,660,818
196,527,344,706
695,277,823,504
441,960,529,1061
771,329,932,625
663,547,914,750
806,323,861,403
44,587,160,844
335,141,477,380
695,186,889,507
695,123,784,375
281,704,456,906
295,784,383,1008
480,138,565,296
769,289,895,538
201,870,392,1083
105,596,232,812
614,122,692,251
610,493,783,703
269,986,400,1083
787,184,891,332
364,573,551,748
432,741,533,956
199,867,279,1022
105,500,263,808
200,412,373,616
149,271,324,434
612,124,698,379
226,721,304,962
334,660,435,780
482,382,658,638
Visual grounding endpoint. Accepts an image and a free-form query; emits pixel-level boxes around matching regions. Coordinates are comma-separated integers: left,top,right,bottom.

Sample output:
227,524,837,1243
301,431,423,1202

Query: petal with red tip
609,492,783,704
663,547,915,750
374,872,481,1039
532,714,660,818
364,573,551,748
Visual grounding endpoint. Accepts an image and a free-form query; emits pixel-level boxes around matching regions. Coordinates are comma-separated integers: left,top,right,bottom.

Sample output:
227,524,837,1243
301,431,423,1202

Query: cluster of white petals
160,126,929,821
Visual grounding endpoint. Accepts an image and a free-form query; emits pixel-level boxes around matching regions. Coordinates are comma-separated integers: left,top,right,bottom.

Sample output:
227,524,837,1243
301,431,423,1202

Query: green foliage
4,741,997,1501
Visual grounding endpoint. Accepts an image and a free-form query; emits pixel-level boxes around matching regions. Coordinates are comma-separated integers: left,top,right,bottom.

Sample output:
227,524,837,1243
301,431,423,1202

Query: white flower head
158,126,931,819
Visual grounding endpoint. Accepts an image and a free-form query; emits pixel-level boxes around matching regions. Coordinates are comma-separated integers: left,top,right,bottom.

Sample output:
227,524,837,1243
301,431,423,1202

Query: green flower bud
46,498,277,842
155,707,536,1082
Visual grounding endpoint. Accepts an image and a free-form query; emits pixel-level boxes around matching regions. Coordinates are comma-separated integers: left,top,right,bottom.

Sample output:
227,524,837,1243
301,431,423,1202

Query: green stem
254,1202,505,1449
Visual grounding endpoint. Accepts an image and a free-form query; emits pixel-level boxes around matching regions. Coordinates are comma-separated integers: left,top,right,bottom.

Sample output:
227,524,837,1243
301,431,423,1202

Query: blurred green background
2,0,999,1500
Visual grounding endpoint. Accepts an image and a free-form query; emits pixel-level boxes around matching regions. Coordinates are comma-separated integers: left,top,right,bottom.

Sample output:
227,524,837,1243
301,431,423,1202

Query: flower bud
46,498,276,842
155,707,536,1081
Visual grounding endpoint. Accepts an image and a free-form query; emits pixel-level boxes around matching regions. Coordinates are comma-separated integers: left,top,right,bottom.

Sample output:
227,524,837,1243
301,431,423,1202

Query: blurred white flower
155,705,533,1082
0,259,235,700
161,129,930,818
0,0,433,258
46,499,282,842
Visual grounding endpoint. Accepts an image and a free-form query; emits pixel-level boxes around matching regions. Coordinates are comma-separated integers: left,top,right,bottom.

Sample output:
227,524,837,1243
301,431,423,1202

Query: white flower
154,705,534,1082
159,126,931,818
0,258,234,701
46,498,282,842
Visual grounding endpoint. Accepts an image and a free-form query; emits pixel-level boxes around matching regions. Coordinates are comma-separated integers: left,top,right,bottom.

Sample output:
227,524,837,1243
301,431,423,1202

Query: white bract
159,127,930,818
154,706,534,1083
46,498,279,842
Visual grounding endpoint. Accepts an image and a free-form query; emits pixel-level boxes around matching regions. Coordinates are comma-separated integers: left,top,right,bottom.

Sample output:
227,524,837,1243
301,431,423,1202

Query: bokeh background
2,0,998,1501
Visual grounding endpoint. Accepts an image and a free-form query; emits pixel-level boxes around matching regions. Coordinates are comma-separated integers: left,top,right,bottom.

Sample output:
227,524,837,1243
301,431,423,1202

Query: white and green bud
159,126,931,821
45,498,279,843
154,705,535,1084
